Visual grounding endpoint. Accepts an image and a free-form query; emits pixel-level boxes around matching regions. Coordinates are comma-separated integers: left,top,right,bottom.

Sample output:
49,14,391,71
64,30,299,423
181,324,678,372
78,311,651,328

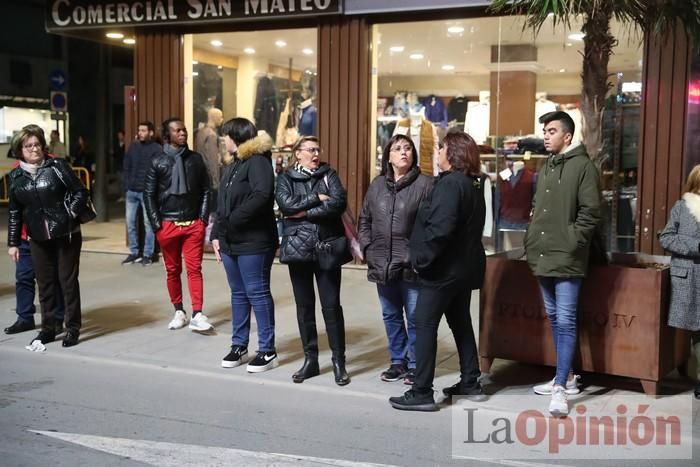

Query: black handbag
52,166,97,224
315,235,352,270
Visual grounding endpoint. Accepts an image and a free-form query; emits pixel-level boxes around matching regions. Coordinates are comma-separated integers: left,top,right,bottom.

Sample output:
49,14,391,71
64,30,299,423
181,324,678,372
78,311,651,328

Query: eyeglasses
23,143,42,150
390,145,412,153
300,147,322,155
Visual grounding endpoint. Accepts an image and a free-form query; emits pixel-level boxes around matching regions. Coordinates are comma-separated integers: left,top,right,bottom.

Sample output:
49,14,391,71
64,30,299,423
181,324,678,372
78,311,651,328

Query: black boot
292,354,320,383
62,329,79,347
694,382,700,400
332,357,350,386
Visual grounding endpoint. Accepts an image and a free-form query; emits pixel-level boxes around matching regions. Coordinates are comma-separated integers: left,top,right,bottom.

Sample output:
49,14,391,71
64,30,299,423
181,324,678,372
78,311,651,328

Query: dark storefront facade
46,0,697,256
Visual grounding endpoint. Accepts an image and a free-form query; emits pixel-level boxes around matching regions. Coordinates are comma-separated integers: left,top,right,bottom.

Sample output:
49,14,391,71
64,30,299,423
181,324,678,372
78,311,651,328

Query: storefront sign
46,0,342,31
344,0,489,15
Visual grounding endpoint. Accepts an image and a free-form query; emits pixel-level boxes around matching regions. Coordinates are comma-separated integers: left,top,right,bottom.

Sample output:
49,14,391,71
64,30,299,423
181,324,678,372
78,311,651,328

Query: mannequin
465,91,490,144
534,92,558,133
498,158,536,249
298,98,317,136
195,107,224,190
393,107,439,176
512,161,524,176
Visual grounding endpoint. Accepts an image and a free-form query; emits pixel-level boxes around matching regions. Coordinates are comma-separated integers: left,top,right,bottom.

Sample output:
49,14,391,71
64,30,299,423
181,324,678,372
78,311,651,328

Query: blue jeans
16,240,65,323
538,277,582,387
377,281,419,369
125,190,154,257
221,250,276,352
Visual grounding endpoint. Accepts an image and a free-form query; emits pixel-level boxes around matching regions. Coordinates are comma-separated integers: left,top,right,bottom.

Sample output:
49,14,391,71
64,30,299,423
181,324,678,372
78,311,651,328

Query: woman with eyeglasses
358,135,432,385
276,136,351,386
390,132,486,411
7,125,90,348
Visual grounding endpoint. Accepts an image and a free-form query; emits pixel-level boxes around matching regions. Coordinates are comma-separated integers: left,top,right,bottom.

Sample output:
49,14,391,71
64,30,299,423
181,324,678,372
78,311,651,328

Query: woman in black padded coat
7,125,90,348
276,136,350,386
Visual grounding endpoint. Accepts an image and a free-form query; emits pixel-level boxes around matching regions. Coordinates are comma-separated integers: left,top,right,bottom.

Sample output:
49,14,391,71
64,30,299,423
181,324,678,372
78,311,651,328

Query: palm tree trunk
580,5,615,164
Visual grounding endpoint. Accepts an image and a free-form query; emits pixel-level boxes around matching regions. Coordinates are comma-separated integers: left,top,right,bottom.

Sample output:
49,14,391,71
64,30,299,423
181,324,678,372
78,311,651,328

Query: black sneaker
30,331,55,345
380,363,407,382
4,319,35,334
62,330,79,347
443,381,488,402
389,389,438,412
142,257,153,266
221,345,248,368
403,369,415,386
121,254,141,265
246,351,278,373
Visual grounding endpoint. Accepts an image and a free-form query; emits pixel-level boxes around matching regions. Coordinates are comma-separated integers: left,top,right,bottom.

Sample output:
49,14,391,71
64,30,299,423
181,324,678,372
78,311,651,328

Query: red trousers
156,220,205,310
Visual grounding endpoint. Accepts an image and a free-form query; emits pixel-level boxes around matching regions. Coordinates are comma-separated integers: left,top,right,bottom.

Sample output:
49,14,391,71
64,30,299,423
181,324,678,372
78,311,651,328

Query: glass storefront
185,28,318,174
370,16,642,254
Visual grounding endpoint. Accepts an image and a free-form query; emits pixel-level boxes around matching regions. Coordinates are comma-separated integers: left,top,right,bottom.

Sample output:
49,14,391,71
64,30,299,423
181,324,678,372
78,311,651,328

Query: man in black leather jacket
144,118,211,332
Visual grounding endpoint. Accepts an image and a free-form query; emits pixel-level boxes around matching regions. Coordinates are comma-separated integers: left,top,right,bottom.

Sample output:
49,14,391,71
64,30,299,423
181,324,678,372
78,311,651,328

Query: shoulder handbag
52,165,97,224
315,175,353,270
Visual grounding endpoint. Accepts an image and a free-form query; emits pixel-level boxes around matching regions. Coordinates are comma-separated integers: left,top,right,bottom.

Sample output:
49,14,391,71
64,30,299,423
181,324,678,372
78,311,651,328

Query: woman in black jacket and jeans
358,135,432,384
390,131,486,411
211,118,279,373
276,136,351,386
7,125,90,348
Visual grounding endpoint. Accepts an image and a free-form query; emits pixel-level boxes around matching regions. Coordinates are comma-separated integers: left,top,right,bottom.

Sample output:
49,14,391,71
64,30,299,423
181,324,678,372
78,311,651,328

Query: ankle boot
695,382,700,400
292,354,320,383
332,357,350,386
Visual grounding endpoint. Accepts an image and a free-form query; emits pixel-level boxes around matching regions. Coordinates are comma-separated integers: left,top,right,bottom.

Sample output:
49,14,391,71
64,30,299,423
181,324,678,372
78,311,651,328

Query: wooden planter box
479,253,689,395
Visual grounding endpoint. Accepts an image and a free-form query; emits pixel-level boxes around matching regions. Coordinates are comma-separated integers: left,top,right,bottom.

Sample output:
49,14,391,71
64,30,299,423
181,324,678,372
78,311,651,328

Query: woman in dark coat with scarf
7,125,90,348
389,131,486,411
276,136,351,386
358,135,432,384
211,118,279,373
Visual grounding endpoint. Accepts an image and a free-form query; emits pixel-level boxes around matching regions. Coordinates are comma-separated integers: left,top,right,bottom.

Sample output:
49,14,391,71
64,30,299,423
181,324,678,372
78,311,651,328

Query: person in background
389,132,487,412
276,136,351,386
48,130,67,159
659,164,700,399
527,111,602,417
122,121,161,266
212,118,279,373
144,118,212,333
7,125,89,347
113,130,125,174
4,129,65,336
358,135,432,385
72,135,94,171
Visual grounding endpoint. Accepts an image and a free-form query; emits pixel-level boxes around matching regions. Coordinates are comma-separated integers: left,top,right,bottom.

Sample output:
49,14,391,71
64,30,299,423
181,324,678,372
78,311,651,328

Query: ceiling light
243,47,256,54
106,32,124,39
192,71,199,76
442,64,455,71
217,65,223,70
210,40,223,47
389,46,404,53
192,60,199,65
409,53,424,60
275,40,287,48
547,12,554,18
122,38,135,45
568,33,585,41
566,42,573,47
302,48,314,55
447,26,464,34
559,68,566,73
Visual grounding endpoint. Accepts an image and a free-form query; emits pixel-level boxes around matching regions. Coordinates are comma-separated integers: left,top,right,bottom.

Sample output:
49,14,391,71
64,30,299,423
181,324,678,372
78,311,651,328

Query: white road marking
29,430,395,467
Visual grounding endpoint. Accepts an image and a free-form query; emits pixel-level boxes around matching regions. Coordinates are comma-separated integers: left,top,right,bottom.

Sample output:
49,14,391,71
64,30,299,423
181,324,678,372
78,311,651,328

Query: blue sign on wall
49,69,67,91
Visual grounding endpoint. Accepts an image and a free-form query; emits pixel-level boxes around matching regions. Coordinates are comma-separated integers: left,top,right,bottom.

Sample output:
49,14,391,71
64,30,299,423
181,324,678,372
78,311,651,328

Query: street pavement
0,234,699,465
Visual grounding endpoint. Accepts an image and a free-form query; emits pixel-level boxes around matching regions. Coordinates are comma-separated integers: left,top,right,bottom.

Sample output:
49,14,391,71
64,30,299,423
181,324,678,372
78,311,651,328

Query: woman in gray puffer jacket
358,134,432,384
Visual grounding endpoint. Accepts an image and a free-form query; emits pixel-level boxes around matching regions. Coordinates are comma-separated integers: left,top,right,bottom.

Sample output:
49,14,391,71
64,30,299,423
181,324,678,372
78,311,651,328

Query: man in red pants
144,118,212,332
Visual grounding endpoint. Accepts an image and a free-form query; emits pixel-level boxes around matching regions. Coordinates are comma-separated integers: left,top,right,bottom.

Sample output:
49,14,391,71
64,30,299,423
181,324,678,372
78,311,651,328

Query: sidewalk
0,207,694,406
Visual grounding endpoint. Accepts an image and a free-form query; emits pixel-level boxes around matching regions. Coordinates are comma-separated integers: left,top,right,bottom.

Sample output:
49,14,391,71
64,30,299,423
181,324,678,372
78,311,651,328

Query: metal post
94,44,109,222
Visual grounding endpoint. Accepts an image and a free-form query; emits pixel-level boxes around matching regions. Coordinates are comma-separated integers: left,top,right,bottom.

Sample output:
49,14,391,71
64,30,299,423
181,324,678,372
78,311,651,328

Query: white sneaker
549,386,569,417
534,374,581,395
168,310,188,330
189,313,213,332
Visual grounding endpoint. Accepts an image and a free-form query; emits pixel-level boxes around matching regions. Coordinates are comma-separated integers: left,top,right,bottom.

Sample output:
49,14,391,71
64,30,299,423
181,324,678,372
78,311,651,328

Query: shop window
370,16,642,254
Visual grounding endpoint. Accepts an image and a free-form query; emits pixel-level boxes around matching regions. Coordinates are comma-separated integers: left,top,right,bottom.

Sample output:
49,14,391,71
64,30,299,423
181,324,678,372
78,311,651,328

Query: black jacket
210,133,278,256
409,170,486,289
8,158,89,246
358,166,432,284
276,163,347,263
143,147,211,231
123,140,161,192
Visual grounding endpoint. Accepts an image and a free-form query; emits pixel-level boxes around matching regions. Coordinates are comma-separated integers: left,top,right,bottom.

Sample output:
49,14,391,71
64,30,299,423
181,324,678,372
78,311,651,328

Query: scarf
164,144,188,195
294,162,317,177
683,192,700,224
19,160,43,178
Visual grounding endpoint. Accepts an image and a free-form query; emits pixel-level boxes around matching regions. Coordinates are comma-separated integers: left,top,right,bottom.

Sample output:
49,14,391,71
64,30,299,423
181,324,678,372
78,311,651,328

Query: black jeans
30,232,82,334
288,262,345,358
413,279,480,394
